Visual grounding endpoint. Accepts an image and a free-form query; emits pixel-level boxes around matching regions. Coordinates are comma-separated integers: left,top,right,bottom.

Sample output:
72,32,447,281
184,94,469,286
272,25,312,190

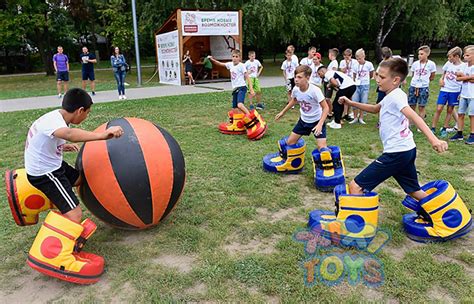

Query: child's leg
316,138,327,150
458,114,465,132
236,87,249,114
443,105,454,128
470,115,474,134
64,206,82,223
432,104,444,129
287,132,303,145
419,105,426,120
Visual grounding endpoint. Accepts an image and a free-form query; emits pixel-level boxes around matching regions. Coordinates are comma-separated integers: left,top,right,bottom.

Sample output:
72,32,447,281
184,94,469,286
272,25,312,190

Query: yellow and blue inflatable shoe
308,184,379,248
263,136,306,173
402,180,472,243
218,111,246,135
312,146,345,192
237,109,267,140
5,169,55,226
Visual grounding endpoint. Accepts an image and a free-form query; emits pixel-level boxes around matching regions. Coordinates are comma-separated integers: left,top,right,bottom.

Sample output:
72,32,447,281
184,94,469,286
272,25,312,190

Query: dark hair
381,47,392,59
379,58,408,82
295,65,312,77
317,65,327,72
329,48,339,56
62,88,93,112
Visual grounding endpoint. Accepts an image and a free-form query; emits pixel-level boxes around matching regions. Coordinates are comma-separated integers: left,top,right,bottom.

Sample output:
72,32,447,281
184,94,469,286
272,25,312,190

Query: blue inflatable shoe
312,146,345,192
308,184,379,248
263,137,306,173
402,180,472,243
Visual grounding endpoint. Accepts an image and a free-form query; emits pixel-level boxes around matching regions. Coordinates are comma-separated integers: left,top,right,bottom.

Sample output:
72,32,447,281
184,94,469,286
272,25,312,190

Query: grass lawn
0,76,473,302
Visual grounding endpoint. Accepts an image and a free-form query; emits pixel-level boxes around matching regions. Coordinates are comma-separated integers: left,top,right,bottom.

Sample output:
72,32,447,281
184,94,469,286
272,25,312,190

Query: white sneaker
349,112,354,119
326,120,335,126
58,94,62,99
349,118,359,124
122,95,127,100
119,95,123,100
359,118,366,125
329,122,342,129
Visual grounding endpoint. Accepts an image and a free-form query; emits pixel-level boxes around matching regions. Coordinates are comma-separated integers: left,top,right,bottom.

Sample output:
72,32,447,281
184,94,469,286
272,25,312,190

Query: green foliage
97,0,134,52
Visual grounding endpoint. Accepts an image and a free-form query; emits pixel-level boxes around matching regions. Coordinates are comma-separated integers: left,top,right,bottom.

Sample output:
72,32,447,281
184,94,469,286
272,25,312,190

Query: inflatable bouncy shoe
237,110,267,140
263,136,306,173
5,168,55,226
402,180,472,243
27,211,104,284
308,184,379,248
218,110,267,140
312,146,345,192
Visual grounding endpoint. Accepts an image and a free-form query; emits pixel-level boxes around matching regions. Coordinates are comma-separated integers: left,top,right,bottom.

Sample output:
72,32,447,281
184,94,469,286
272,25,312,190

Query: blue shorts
292,118,327,139
232,86,247,108
437,91,459,106
352,85,370,104
458,97,474,116
354,148,420,194
408,86,429,106
82,70,95,81
57,71,69,82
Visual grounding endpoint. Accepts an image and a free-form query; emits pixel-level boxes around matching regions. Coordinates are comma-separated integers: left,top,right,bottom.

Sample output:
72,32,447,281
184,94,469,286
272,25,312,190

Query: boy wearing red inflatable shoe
338,58,447,199
23,88,123,284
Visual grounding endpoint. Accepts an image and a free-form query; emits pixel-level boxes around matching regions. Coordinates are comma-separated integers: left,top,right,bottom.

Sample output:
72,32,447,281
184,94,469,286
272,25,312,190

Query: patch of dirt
117,231,154,245
152,254,196,273
256,207,297,223
185,282,207,296
427,286,456,303
223,234,283,256
436,254,474,277
382,240,424,261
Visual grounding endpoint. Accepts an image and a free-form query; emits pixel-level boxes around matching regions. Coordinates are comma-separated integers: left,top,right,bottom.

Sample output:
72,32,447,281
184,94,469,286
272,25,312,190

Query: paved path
0,76,283,113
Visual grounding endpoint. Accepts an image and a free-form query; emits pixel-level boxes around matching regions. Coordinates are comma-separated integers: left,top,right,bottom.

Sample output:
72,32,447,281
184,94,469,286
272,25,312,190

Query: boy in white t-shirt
287,45,299,66
23,88,123,282
324,48,339,118
281,50,298,104
310,53,323,88
339,48,358,78
209,50,255,115
451,45,474,144
431,46,464,137
350,48,375,124
275,65,329,149
408,45,437,120
300,46,317,66
339,58,447,199
245,50,264,110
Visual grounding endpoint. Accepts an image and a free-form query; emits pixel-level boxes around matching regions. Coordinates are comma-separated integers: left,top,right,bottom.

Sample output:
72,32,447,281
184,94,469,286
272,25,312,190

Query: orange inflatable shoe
218,111,246,135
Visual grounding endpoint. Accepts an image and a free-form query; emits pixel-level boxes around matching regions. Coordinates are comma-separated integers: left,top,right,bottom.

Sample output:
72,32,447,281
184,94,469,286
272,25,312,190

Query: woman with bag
111,47,128,100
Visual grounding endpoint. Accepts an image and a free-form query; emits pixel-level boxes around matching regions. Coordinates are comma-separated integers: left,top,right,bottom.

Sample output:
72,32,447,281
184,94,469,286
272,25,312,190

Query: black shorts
82,70,95,81
57,71,69,82
286,78,295,92
354,148,421,194
323,81,333,99
27,161,80,214
292,118,327,139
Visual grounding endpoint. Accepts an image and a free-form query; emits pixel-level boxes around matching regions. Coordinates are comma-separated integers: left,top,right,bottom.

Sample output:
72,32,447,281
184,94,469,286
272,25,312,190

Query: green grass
0,76,473,302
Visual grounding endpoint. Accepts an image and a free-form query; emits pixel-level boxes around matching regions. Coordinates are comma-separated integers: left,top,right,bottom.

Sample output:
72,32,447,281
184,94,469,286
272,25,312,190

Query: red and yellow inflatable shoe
27,211,104,284
5,169,55,226
237,110,267,140
218,111,246,135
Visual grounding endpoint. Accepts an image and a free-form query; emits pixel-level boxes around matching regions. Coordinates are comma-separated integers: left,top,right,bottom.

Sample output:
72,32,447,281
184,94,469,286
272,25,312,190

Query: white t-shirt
244,59,262,78
324,70,355,89
339,59,358,77
353,61,375,86
25,110,68,176
300,57,313,66
441,61,465,93
410,60,437,88
291,54,299,66
460,63,474,98
281,60,298,79
291,84,325,123
310,63,323,86
327,60,338,71
225,62,247,88
379,88,416,153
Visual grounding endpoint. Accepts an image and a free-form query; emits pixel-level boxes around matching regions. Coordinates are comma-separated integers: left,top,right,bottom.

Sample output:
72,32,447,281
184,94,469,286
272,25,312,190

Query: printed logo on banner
183,13,198,33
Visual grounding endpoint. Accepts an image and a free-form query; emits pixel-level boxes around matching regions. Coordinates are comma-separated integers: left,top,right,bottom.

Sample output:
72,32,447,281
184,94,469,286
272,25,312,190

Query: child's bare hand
63,143,80,152
456,71,464,77
439,78,445,87
312,124,322,136
338,96,350,105
275,112,284,121
104,126,124,139
432,139,448,153
249,90,256,97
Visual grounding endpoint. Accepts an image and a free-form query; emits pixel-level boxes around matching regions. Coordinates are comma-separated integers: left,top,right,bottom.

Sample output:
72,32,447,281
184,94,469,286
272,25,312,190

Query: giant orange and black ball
75,117,185,230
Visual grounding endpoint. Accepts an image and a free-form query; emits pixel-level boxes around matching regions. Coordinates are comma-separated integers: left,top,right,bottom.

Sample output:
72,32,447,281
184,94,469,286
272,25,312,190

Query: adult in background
53,46,69,99
183,50,195,85
80,46,97,96
110,47,127,100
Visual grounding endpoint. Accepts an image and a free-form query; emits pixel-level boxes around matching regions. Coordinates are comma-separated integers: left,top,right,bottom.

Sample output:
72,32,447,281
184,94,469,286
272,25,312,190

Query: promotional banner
181,11,239,36
156,30,181,85
210,36,240,60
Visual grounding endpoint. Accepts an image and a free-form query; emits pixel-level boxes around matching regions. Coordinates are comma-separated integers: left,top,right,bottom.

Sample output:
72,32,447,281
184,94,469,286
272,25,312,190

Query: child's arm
329,78,339,89
275,98,297,120
429,71,435,82
53,126,124,143
439,72,446,87
208,56,226,67
245,72,255,96
339,96,381,113
257,65,263,77
456,72,474,82
312,100,329,135
401,107,448,153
